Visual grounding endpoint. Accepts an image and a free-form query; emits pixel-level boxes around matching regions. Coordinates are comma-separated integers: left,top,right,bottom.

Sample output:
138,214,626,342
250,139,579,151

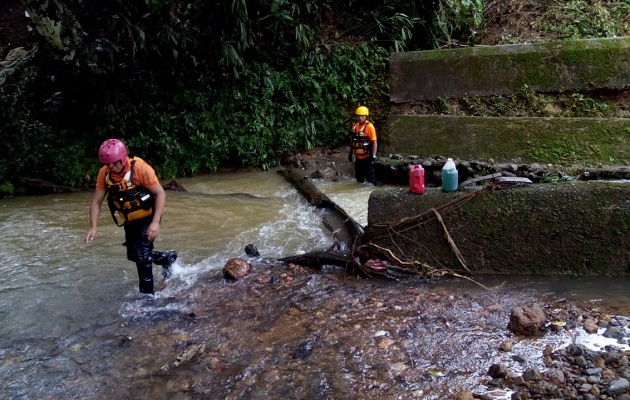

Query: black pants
354,157,375,184
124,216,174,294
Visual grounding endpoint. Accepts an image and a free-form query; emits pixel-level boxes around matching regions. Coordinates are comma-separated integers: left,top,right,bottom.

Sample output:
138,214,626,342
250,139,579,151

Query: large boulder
507,304,547,336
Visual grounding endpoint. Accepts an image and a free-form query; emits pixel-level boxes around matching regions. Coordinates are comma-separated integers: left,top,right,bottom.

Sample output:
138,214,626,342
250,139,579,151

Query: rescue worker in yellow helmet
348,106,378,185
84,139,177,296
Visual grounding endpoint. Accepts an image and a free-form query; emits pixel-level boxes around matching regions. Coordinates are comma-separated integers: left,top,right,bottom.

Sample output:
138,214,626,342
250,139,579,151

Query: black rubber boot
136,262,154,294
153,250,177,280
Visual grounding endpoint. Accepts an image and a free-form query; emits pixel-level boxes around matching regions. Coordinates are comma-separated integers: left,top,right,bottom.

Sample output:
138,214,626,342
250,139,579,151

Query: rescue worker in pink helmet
85,139,177,295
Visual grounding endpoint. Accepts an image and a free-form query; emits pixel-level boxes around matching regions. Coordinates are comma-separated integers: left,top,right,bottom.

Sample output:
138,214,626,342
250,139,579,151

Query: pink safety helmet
98,139,128,164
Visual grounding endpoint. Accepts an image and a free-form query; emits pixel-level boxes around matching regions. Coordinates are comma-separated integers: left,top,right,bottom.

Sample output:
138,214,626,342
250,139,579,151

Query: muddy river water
1,170,629,399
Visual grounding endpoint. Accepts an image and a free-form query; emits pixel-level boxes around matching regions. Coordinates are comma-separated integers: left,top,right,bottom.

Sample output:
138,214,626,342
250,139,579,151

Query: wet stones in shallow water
507,337,630,399
223,258,251,279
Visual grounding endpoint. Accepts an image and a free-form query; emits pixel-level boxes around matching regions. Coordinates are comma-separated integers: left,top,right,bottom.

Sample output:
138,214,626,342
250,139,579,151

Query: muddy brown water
1,170,629,399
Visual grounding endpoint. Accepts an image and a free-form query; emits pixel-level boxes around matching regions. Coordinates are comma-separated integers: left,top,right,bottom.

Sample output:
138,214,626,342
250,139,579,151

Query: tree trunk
277,167,363,248
275,167,365,272
277,251,354,269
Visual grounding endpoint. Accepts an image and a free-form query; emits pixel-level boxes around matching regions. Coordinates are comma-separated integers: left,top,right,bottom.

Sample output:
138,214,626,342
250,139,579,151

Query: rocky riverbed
133,256,630,400
278,148,630,399
471,306,630,400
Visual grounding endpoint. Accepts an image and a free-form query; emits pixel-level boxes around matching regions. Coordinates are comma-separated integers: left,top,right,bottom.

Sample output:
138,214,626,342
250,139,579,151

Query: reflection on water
0,170,628,399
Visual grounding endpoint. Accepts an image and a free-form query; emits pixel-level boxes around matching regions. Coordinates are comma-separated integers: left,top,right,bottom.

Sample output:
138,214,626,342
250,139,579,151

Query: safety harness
351,121,373,157
105,158,155,226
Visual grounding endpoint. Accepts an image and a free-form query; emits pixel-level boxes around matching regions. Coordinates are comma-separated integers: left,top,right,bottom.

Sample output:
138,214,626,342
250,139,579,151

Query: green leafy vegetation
1,0,630,195
0,0,406,195
527,140,603,164
421,0,484,47
532,0,630,39
409,85,618,118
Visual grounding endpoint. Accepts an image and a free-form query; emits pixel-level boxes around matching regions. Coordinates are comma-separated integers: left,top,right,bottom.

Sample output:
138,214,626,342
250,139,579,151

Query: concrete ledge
366,182,630,275
384,115,630,164
390,37,630,102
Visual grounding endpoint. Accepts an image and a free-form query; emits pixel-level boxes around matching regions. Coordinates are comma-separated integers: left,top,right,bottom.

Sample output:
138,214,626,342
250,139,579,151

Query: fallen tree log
277,251,355,268
277,168,363,248
273,168,367,273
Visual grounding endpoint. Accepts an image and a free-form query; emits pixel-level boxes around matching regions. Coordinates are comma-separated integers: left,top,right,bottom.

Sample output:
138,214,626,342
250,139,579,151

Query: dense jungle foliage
1,0,630,196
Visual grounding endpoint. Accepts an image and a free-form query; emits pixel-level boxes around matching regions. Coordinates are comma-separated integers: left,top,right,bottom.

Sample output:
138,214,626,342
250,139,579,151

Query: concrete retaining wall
390,37,630,103
366,182,630,275
384,115,630,163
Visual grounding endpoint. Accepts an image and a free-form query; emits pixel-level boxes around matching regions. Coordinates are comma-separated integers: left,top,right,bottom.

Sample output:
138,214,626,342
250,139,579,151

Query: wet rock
512,354,526,363
390,362,408,373
507,304,547,336
377,338,393,349
607,378,630,395
512,375,526,386
454,390,474,400
566,344,585,356
584,323,600,334
223,258,251,279
162,180,187,191
574,355,587,367
543,369,565,386
511,339,630,399
603,326,625,340
499,340,513,352
291,340,313,360
208,356,224,372
522,368,542,382
162,343,206,371
584,367,603,376
245,244,260,257
487,363,508,379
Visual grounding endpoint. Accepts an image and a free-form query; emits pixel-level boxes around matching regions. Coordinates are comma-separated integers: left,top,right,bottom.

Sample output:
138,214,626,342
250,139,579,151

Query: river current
1,170,629,399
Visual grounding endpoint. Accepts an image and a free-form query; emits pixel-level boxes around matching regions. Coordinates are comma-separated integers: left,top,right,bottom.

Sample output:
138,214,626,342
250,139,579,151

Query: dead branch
432,208,470,273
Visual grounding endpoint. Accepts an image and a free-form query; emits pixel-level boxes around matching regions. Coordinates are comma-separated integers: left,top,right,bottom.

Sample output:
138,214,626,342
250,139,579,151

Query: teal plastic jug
442,158,458,192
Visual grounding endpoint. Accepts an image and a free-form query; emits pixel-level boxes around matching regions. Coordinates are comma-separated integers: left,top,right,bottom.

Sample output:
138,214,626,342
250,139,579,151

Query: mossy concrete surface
384,115,630,164
390,37,630,102
366,181,630,275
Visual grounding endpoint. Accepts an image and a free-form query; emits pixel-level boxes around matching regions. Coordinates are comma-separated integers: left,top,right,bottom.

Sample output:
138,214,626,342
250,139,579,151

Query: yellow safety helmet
355,106,369,116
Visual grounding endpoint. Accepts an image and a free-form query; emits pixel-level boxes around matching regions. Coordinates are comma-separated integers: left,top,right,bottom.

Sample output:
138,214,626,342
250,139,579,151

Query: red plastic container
409,164,425,194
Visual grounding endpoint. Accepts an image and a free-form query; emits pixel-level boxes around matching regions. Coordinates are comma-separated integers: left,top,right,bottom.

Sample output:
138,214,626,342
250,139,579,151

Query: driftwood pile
275,168,510,281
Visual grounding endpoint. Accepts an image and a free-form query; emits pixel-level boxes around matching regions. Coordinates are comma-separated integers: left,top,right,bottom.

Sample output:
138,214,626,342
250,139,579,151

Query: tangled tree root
355,188,488,278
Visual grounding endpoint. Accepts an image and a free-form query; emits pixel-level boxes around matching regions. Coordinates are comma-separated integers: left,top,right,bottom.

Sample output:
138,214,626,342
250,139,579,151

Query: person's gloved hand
348,151,353,163
370,155,376,163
